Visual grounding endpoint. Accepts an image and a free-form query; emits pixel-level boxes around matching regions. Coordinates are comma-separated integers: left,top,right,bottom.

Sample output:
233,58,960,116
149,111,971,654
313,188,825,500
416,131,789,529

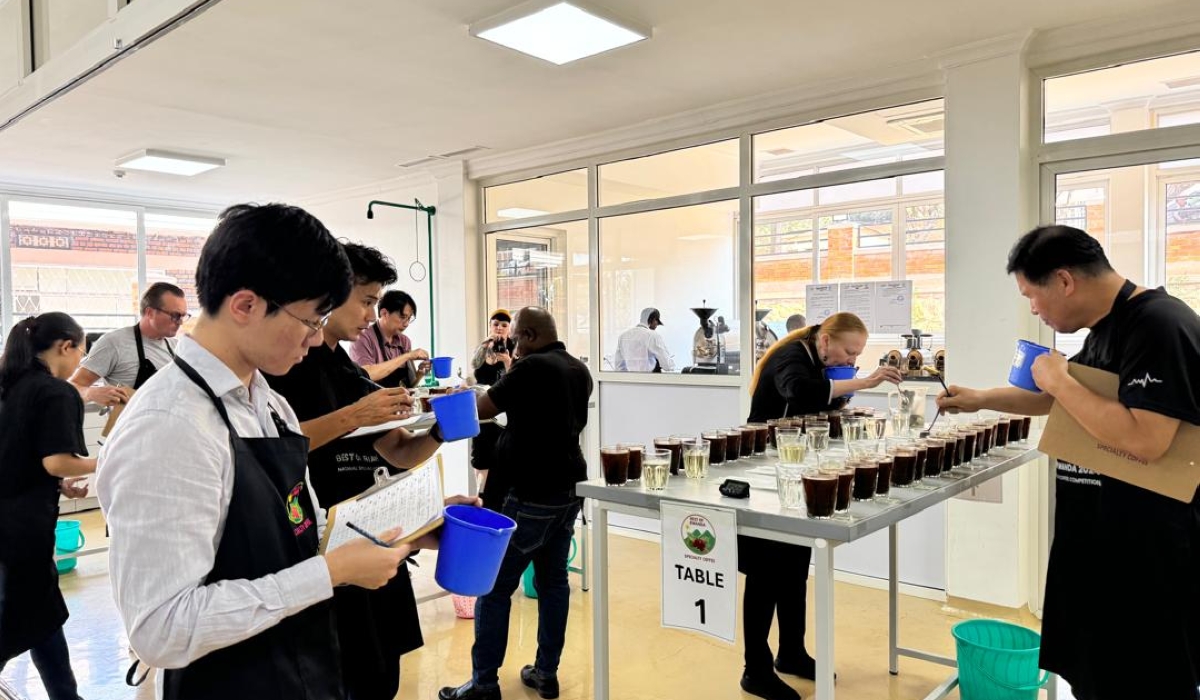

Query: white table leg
592,504,610,700
813,538,835,700
579,502,590,592
889,524,900,675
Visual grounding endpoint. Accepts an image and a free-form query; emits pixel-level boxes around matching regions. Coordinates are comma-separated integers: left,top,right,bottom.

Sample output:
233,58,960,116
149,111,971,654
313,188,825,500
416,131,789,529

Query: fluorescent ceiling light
497,207,550,218
471,1,650,66
115,149,225,176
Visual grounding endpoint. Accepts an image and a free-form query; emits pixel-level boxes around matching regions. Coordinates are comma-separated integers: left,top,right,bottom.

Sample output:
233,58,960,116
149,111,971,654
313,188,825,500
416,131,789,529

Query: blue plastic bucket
430,390,480,441
953,619,1048,700
521,536,579,599
825,366,858,397
431,356,454,379
1007,340,1051,393
435,505,517,596
55,520,85,574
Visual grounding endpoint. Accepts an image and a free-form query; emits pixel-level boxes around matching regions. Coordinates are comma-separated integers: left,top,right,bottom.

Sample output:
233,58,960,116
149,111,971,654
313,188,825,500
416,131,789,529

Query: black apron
371,325,410,389
1040,280,1200,700
304,363,423,700
161,358,343,700
132,324,174,390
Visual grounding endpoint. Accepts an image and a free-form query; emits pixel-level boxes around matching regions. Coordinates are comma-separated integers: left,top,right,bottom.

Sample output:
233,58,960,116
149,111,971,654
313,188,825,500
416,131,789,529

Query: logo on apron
287,482,314,536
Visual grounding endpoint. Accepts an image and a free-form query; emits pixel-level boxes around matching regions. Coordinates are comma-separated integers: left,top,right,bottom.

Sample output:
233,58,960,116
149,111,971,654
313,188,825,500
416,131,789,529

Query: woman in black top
739,312,901,700
470,310,515,510
0,312,95,700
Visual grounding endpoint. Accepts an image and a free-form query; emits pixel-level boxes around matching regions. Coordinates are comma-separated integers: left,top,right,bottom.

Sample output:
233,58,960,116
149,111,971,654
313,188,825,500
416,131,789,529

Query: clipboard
318,455,446,553
1038,364,1200,503
100,389,134,439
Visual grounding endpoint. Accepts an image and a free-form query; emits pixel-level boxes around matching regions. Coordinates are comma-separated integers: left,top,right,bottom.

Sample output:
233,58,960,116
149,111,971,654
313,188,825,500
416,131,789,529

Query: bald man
440,308,593,700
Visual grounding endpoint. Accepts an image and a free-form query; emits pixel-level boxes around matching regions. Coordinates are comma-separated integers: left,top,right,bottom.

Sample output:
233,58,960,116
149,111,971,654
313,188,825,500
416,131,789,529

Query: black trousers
0,626,81,700
738,536,812,674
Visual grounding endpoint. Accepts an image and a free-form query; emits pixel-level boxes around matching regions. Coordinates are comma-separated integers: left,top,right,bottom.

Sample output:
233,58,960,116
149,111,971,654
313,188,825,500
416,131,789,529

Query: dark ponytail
0,312,85,396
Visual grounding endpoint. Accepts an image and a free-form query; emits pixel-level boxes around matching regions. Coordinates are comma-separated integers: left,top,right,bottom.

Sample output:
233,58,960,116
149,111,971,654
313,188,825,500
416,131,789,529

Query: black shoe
437,681,501,700
774,654,835,682
520,665,560,699
740,671,802,700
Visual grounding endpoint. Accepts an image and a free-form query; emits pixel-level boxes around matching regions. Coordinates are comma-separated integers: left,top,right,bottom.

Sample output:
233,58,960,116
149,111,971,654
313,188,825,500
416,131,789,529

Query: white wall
300,165,475,497
942,46,1042,608
31,0,107,68
0,0,30,95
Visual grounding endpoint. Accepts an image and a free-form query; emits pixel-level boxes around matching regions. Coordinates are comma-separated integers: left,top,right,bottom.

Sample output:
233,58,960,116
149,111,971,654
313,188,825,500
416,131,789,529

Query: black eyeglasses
154,307,192,324
269,301,330,336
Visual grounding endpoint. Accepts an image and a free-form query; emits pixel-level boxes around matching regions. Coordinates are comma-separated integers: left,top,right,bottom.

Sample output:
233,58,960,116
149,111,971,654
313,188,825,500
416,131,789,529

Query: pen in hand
345,521,397,548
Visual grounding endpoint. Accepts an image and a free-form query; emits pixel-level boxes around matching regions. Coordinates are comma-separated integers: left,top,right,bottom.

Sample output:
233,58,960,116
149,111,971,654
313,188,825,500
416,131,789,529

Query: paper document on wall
805,284,839,325
873,281,913,334
838,282,875,331
1038,364,1200,503
319,456,445,553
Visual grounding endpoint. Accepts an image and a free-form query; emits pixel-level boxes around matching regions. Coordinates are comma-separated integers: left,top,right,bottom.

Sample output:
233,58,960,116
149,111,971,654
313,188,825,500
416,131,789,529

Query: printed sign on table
660,501,738,643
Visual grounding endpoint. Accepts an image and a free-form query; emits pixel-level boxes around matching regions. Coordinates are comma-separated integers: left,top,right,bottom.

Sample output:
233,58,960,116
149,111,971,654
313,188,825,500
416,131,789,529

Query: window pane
905,202,946,334
819,209,894,282
600,200,740,373
145,213,214,328
753,174,945,342
484,168,588,223
1165,179,1200,314
599,139,739,207
1044,50,1200,143
486,221,589,359
9,201,138,333
753,99,944,183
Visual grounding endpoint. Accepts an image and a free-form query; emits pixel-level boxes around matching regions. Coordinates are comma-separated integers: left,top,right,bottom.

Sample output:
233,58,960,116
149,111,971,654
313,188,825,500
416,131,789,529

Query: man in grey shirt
69,282,188,405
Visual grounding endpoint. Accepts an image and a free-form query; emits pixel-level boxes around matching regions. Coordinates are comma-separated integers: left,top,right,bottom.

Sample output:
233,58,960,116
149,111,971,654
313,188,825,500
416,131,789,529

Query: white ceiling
0,0,1186,206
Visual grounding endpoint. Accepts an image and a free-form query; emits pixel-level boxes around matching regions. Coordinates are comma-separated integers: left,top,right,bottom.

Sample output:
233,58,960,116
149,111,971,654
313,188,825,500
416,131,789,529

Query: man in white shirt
612,307,675,372
97,203,415,700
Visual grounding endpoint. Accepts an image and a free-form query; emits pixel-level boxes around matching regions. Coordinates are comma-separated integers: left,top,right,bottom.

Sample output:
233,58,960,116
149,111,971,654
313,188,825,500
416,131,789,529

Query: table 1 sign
660,501,738,643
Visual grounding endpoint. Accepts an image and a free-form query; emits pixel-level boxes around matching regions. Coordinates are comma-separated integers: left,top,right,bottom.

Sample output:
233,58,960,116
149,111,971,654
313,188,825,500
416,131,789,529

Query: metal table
577,439,1046,700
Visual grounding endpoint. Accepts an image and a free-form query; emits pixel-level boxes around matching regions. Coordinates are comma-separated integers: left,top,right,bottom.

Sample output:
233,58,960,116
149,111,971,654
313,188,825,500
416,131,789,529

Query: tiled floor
2,511,1067,699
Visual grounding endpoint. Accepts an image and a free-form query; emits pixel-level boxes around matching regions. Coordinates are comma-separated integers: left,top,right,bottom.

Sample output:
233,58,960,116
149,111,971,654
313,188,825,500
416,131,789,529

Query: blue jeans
471,493,581,688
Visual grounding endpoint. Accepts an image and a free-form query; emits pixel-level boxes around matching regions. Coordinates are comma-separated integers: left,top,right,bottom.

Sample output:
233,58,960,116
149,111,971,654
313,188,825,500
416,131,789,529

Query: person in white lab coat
612,307,675,372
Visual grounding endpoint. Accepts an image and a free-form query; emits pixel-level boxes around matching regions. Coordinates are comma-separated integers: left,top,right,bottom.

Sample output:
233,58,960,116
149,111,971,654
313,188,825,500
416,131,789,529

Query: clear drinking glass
775,463,805,509
802,468,837,519
600,445,630,486
620,443,644,482
775,428,808,465
683,439,710,479
642,448,672,490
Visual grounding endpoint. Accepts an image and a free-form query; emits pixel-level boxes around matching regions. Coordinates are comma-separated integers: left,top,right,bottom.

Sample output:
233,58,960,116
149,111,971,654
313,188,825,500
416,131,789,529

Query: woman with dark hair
0,311,94,700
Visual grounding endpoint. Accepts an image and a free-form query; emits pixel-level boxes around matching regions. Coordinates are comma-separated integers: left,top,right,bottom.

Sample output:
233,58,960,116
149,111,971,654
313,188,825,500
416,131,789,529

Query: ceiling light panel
471,1,649,66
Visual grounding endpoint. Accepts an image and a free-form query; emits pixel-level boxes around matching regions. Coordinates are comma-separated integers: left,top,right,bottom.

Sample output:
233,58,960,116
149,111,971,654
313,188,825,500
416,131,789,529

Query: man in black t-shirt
440,307,593,700
938,225,1200,700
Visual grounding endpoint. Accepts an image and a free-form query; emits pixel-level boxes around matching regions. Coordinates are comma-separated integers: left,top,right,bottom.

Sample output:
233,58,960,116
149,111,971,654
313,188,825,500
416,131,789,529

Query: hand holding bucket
1008,340,1052,393
435,505,517,596
431,356,454,379
429,389,481,441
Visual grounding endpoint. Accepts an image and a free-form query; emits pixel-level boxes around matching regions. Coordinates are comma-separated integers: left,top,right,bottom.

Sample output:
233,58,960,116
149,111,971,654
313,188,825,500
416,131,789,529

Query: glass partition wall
481,98,947,381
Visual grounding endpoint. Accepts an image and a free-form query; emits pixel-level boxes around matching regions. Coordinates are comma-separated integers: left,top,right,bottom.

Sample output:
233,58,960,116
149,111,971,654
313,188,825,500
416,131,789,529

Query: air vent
1164,75,1200,90
764,147,796,156
887,113,945,136
396,146,491,168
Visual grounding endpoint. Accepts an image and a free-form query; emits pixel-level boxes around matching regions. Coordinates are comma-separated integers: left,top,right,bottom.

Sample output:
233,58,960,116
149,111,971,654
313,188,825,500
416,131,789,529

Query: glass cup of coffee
737,426,757,458
653,437,684,475
642,449,672,491
874,452,897,503
620,443,644,482
600,445,630,486
802,469,837,519
722,429,743,463
701,432,726,466
775,463,805,510
683,439,710,479
748,423,770,455
886,438,917,487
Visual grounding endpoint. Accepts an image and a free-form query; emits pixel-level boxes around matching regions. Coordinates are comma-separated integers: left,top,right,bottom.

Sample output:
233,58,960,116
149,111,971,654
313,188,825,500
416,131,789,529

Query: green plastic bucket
55,520,86,574
952,619,1049,700
521,536,578,599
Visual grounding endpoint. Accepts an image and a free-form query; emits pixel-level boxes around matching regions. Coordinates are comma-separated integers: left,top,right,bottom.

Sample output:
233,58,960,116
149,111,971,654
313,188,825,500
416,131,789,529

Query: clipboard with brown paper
318,455,446,554
1038,364,1200,503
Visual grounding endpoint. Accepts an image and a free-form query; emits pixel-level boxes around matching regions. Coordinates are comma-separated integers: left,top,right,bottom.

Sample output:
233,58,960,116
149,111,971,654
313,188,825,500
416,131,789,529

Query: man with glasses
99,204,417,699
69,281,189,404
350,289,430,388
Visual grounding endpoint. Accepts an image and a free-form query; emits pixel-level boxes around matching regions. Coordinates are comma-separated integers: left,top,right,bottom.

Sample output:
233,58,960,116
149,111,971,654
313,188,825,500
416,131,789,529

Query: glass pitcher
888,386,928,435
